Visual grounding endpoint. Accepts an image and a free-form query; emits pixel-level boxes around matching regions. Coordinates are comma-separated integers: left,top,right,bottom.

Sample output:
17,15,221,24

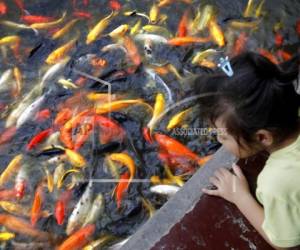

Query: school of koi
0,0,299,249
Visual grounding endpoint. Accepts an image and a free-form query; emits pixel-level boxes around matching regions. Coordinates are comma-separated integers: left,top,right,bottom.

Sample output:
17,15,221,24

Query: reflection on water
0,0,299,249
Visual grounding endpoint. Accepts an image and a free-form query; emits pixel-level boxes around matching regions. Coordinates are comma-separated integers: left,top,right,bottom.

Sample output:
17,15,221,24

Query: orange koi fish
55,190,72,225
94,115,125,144
258,48,279,64
54,108,73,128
57,224,95,250
0,189,17,201
115,171,130,208
167,36,210,46
31,183,44,226
232,32,248,56
277,50,292,61
274,32,283,47
123,36,141,66
0,213,51,240
35,109,51,122
26,128,53,151
154,133,211,165
177,10,189,37
60,109,91,149
0,126,17,145
73,11,92,19
0,1,7,15
109,0,122,11
21,15,54,24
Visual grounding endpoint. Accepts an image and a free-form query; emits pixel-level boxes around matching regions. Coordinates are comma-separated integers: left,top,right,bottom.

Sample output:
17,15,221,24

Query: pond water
0,0,299,249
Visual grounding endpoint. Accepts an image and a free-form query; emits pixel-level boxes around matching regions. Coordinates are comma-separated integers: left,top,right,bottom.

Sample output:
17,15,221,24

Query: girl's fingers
214,169,224,179
209,176,220,186
232,164,245,179
202,188,219,196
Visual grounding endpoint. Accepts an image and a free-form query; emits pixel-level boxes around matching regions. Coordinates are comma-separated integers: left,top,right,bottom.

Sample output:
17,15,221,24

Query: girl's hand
202,164,251,205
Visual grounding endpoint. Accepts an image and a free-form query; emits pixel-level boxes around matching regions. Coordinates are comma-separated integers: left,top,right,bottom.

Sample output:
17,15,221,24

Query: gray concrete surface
122,146,236,250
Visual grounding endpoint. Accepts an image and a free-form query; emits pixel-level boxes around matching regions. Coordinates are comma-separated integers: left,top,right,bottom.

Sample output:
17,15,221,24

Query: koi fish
141,197,155,218
147,93,165,134
86,12,114,44
16,94,46,128
83,234,117,250
208,18,225,47
109,0,122,11
0,35,20,46
14,162,29,199
73,11,92,19
243,0,254,17
53,163,65,188
0,126,17,145
21,15,54,24
0,213,51,240
55,190,72,225
94,115,125,144
122,35,141,66
108,153,136,182
58,224,95,250
197,5,214,31
54,108,73,127
0,69,13,92
95,99,146,114
232,32,248,56
258,48,279,64
0,232,15,241
108,24,129,40
66,181,93,235
150,184,180,196
149,3,160,24
12,66,22,98
46,37,77,64
167,108,192,130
65,148,86,168
30,12,66,29
35,108,51,122
115,171,130,208
155,133,211,166
177,10,189,37
0,1,7,15
52,19,79,40
167,36,210,46
0,154,23,187
82,193,105,226
26,128,53,150
31,182,44,226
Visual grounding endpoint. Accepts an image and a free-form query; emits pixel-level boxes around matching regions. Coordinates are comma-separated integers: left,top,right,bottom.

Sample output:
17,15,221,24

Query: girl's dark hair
195,51,300,148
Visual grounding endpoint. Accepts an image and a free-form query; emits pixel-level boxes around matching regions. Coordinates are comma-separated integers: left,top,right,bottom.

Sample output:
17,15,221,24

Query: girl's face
215,117,256,158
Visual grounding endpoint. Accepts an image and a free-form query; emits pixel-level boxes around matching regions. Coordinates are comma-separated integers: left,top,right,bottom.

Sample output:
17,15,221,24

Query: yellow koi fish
167,107,192,130
0,154,23,187
147,93,165,133
52,19,79,40
46,37,77,64
30,12,66,29
209,18,225,47
0,36,20,46
65,148,86,168
109,24,129,40
86,12,114,44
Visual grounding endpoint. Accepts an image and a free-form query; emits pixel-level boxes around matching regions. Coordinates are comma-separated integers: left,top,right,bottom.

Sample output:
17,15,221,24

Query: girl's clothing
256,134,300,247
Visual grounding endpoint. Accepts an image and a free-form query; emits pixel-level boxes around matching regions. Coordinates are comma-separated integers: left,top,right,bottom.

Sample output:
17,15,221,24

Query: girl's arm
202,164,299,250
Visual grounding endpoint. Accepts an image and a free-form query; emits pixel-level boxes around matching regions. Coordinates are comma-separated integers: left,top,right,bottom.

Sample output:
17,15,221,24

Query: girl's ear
255,129,274,147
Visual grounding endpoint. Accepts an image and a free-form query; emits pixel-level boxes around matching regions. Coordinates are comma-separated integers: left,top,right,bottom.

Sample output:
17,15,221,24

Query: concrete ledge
122,147,236,250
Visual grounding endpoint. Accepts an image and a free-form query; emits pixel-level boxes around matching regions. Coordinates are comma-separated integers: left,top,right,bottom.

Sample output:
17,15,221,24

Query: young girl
196,52,300,250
